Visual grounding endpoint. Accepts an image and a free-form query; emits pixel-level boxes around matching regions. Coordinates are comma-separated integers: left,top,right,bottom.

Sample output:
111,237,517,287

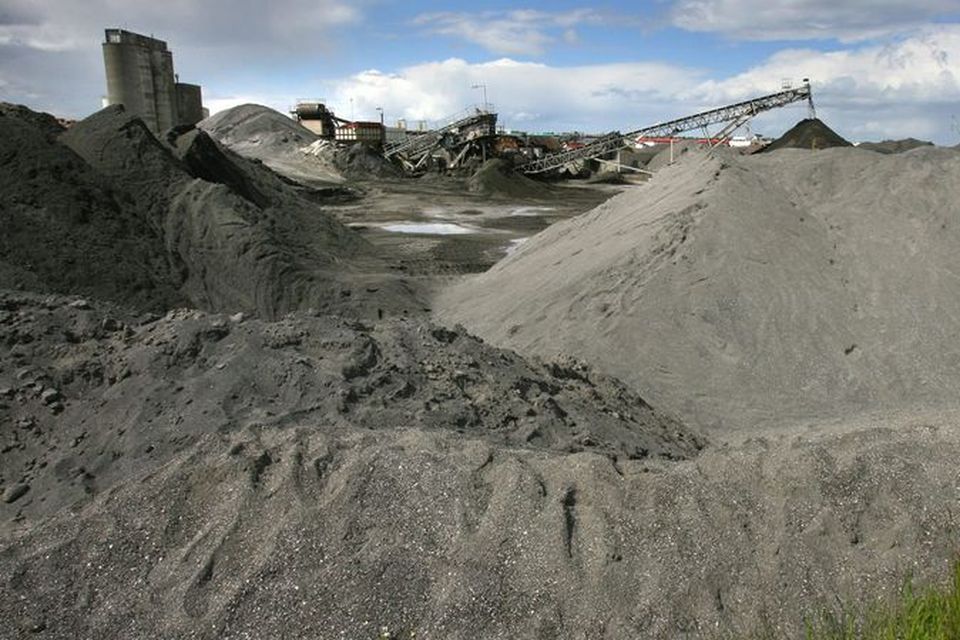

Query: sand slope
0,104,186,311
200,104,344,185
858,138,935,154
3,291,960,639
437,147,960,431
57,105,421,319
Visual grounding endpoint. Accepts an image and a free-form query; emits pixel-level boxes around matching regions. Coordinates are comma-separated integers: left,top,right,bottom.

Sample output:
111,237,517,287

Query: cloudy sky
1,0,959,143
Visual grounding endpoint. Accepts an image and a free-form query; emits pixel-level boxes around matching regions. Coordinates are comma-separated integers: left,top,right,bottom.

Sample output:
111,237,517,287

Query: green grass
804,561,960,640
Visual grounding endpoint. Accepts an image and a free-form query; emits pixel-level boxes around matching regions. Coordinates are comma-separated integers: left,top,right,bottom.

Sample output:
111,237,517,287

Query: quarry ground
328,177,619,285
3,102,960,640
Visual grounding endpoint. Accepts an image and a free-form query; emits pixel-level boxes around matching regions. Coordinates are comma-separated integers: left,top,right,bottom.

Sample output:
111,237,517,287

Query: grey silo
102,29,187,133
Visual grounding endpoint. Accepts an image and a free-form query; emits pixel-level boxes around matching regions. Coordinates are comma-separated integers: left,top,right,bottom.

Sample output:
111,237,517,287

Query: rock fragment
2,483,29,504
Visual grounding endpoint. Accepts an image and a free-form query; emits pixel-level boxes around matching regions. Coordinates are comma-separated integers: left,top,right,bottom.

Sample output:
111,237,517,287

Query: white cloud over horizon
326,57,704,129
1,2,958,145
319,26,960,144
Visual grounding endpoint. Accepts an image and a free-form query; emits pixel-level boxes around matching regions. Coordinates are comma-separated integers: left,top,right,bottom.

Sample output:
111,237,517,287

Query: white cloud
328,26,960,144
0,24,89,52
328,57,705,131
687,26,960,140
0,0,361,53
671,0,960,41
693,28,960,101
0,0,361,117
412,9,605,56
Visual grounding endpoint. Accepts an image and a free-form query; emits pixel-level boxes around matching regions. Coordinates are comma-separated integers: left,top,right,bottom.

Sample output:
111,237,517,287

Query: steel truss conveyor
521,81,814,174
384,107,497,166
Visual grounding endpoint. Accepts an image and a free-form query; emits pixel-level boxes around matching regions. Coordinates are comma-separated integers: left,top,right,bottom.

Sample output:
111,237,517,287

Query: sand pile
762,118,851,152
4,289,960,639
301,139,403,180
586,170,627,184
0,103,186,311
200,104,344,185
858,138,934,154
334,142,403,179
645,139,701,172
437,147,960,432
468,158,555,198
0,102,65,137
3,103,419,320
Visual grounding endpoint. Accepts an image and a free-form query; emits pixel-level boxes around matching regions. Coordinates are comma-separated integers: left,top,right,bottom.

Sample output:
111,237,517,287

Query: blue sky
2,0,959,143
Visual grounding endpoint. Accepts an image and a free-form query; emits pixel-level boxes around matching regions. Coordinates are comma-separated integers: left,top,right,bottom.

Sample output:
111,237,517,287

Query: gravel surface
3,291,959,639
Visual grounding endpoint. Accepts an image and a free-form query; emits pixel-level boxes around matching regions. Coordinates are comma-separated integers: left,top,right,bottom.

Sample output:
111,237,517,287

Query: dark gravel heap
467,158,554,198
1,103,422,320
761,118,851,152
0,291,701,528
333,142,403,180
0,104,186,312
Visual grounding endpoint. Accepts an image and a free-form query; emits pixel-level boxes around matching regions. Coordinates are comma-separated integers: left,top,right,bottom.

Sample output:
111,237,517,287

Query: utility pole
376,106,383,125
471,83,488,112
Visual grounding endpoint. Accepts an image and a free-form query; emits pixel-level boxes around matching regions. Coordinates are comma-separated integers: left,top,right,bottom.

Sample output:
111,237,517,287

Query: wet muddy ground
328,177,626,280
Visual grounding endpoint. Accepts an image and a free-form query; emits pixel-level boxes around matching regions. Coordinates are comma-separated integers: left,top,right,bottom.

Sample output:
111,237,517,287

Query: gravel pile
468,158,555,198
2,103,421,321
200,104,344,185
0,103,185,311
438,146,960,432
3,290,959,639
761,118,851,152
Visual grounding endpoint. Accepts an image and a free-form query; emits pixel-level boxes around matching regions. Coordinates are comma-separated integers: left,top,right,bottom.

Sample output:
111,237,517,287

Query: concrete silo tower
102,29,204,133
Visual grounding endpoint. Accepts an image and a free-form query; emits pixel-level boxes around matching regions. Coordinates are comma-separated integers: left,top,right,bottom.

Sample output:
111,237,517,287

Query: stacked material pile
1,103,420,319
438,146,960,432
761,118,851,152
200,104,344,185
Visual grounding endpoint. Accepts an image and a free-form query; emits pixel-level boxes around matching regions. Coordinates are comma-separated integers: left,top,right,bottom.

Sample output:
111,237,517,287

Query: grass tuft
804,560,960,640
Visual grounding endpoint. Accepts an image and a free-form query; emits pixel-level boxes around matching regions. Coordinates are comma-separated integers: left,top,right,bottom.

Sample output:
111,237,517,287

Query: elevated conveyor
384,107,497,167
521,81,814,174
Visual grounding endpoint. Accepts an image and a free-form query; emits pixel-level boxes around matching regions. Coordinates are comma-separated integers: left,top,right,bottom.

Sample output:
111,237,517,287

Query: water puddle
379,222,476,235
509,206,556,216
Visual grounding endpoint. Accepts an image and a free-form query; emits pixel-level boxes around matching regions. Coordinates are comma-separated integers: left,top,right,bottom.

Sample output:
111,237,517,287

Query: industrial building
102,29,204,134
292,100,387,147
